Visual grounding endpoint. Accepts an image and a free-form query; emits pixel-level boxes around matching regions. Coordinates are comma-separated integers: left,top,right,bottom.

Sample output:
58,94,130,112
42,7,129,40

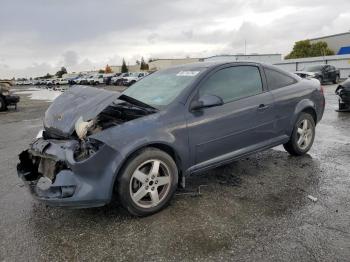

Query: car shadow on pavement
23,149,324,261
29,148,321,223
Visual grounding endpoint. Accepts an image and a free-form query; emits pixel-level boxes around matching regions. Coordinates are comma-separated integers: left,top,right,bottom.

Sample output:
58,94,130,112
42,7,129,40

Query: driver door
186,65,276,167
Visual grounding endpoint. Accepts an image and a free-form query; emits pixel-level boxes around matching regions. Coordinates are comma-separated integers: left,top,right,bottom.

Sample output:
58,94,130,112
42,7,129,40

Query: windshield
303,65,324,72
122,67,204,109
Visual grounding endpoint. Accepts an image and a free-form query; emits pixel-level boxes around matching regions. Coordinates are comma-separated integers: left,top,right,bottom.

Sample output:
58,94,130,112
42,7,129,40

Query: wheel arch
293,99,317,123
300,107,317,124
111,142,183,198
289,99,317,136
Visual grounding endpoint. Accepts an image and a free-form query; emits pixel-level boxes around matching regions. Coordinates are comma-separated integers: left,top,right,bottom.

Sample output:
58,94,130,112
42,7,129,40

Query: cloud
61,51,79,67
1,0,350,78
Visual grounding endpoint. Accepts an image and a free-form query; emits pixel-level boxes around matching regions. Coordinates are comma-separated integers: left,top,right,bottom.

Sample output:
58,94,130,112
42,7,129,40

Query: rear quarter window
265,68,297,90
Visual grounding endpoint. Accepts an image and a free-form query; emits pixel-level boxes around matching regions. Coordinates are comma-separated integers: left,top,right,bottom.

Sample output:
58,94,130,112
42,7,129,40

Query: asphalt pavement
0,84,349,261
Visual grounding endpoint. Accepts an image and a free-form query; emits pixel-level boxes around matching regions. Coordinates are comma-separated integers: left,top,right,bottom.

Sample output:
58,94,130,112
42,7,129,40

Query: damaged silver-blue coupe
17,62,325,216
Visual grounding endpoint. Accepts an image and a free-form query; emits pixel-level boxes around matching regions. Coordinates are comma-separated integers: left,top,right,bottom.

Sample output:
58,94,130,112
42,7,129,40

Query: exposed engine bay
72,100,156,161
83,100,156,137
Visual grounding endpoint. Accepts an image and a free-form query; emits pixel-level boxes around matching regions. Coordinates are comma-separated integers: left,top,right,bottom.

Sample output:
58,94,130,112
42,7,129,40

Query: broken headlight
73,138,103,162
75,116,94,140
36,129,44,139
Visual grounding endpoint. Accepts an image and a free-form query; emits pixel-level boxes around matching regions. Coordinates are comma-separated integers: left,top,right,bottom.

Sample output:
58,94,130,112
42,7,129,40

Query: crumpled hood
44,86,121,137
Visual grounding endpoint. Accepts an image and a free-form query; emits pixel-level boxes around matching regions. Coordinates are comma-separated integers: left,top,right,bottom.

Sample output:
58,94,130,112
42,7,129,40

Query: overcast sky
1,0,350,78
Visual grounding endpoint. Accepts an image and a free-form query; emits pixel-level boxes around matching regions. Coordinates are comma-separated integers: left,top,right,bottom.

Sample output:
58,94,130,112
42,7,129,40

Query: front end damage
335,79,350,112
17,86,156,207
17,136,122,207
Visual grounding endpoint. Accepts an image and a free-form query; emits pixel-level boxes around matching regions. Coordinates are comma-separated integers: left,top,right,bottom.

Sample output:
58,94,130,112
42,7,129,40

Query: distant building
110,64,142,73
110,66,121,73
111,55,282,73
148,58,200,71
309,32,350,55
202,54,282,64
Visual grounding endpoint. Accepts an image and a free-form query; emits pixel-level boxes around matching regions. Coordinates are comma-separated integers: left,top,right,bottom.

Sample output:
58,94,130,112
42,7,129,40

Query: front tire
283,113,315,156
117,148,178,216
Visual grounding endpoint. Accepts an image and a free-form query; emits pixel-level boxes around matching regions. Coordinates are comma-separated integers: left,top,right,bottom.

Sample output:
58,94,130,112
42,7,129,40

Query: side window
265,68,296,90
199,66,263,103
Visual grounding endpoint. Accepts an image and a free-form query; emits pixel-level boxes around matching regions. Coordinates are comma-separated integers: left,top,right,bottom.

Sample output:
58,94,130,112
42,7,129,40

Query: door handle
257,104,269,111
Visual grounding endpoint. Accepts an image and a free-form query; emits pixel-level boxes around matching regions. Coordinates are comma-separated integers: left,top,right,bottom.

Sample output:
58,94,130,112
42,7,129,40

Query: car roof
169,61,267,70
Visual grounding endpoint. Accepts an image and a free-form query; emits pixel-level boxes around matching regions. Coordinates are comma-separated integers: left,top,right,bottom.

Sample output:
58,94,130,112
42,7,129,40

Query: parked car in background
40,79,48,85
16,80,31,85
71,76,83,85
111,73,129,85
103,73,115,85
46,79,57,86
89,74,104,85
295,64,340,84
0,81,20,111
57,78,69,85
120,72,149,86
75,75,91,85
17,62,325,216
68,76,80,85
335,77,350,111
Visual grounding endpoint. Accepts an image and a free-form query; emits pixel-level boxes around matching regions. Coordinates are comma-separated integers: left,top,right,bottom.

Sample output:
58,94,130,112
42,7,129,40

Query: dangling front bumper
17,137,123,208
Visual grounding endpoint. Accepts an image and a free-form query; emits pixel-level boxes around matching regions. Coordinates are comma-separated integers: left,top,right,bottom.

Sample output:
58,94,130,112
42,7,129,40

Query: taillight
320,85,325,96
320,85,325,108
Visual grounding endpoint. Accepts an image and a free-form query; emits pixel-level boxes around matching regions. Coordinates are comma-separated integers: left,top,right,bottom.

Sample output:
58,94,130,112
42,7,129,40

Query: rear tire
117,148,178,216
283,113,315,156
333,75,340,84
0,96,7,111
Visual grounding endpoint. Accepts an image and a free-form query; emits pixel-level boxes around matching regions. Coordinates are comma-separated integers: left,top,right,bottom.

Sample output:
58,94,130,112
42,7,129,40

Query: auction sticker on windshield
176,71,200,77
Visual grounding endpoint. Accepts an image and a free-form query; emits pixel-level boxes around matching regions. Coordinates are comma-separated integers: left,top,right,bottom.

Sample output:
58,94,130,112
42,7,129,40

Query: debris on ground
307,195,318,202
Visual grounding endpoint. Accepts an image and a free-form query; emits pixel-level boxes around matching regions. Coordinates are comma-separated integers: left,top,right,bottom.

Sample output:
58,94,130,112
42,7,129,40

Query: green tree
55,67,68,78
285,40,334,59
140,57,149,70
121,59,128,73
43,73,53,79
98,69,105,74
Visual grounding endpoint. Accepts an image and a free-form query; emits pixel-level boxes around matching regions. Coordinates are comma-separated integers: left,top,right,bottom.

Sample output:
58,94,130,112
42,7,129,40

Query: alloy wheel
129,159,171,208
296,119,313,150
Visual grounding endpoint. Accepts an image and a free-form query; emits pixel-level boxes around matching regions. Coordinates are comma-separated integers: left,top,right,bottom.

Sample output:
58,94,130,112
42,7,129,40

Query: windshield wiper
119,95,158,112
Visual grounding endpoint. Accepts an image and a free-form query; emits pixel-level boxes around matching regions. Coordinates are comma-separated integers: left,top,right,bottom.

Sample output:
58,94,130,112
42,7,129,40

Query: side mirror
190,94,224,111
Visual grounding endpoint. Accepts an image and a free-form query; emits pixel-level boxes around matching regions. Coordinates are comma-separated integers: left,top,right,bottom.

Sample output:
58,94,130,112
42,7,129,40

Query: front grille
37,157,67,182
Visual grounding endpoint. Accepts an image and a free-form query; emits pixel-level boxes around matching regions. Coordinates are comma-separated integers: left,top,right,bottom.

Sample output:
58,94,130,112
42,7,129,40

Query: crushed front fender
17,138,123,208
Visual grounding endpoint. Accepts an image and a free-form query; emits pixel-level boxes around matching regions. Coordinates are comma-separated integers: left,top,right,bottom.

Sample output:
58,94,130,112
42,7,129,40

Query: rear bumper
17,138,123,208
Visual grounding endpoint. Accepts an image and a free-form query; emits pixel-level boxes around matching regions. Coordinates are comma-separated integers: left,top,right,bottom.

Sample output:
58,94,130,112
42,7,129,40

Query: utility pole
244,40,247,55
